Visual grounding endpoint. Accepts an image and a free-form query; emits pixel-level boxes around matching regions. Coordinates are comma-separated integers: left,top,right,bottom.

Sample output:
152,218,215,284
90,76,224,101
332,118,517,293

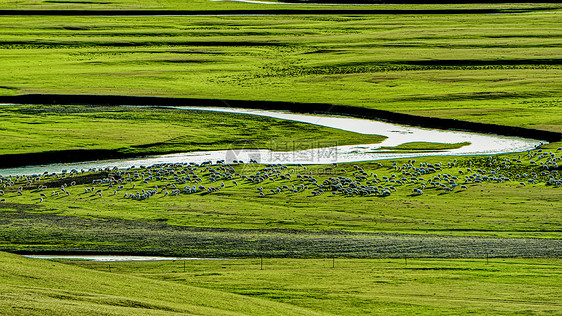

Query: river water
24,255,230,262
0,106,542,176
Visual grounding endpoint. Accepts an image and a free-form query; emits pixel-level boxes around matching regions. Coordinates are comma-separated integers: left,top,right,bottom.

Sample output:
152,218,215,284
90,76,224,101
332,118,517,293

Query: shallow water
0,106,542,176
24,255,230,262
209,0,387,5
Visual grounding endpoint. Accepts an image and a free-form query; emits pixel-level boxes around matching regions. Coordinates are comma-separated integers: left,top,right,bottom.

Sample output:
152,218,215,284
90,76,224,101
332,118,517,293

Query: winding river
0,106,542,176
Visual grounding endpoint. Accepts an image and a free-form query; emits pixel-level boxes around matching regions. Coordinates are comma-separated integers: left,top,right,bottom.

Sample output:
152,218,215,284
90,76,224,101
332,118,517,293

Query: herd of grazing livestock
0,148,560,204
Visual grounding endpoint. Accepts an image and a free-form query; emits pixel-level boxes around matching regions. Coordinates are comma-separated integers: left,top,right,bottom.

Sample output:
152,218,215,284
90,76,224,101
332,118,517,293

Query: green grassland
48,256,562,315
0,0,283,10
0,0,559,11
2,206,560,258
2,251,560,315
1,4,561,314
0,104,387,156
0,251,318,315
0,11,561,132
377,141,471,151
1,151,560,258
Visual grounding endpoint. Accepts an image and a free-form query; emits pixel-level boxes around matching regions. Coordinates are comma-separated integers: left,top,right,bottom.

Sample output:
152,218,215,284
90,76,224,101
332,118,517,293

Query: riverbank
0,103,391,169
3,95,559,142
0,102,542,173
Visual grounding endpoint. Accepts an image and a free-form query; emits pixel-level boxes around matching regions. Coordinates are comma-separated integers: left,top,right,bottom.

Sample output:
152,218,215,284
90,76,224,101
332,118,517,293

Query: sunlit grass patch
0,104,386,156
0,13,560,132
376,142,471,152
60,256,562,315
0,251,316,315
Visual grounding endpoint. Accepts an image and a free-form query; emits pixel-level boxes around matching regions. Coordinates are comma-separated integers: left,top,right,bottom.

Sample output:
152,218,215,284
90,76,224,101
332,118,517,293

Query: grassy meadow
63,256,562,315
0,104,387,156
0,10,561,132
1,0,559,11
0,251,318,315
0,2,561,314
2,251,560,315
1,151,560,258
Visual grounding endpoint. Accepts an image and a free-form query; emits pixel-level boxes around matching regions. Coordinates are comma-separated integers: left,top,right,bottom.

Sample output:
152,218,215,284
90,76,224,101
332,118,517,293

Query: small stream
24,255,231,262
